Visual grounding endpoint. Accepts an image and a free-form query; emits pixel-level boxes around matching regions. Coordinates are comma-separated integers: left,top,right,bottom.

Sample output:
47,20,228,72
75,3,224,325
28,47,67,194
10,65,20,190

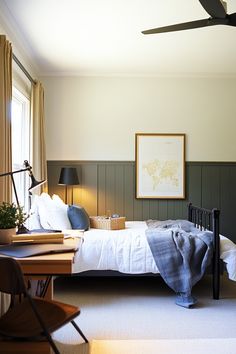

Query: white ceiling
1,0,236,76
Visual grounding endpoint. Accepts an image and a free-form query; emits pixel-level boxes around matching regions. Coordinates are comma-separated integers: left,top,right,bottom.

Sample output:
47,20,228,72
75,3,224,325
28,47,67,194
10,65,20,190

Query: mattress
73,221,158,274
73,221,236,281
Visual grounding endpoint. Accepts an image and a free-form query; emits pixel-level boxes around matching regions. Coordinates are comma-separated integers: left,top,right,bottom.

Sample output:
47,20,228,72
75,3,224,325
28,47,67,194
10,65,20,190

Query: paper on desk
63,230,84,239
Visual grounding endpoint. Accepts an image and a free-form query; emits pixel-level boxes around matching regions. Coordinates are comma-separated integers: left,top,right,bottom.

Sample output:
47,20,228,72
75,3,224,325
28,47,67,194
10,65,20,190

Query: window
11,86,30,211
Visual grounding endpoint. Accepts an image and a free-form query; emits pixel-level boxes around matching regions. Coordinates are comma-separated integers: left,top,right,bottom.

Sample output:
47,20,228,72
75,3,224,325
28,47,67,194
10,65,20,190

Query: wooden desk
18,237,81,299
19,237,80,275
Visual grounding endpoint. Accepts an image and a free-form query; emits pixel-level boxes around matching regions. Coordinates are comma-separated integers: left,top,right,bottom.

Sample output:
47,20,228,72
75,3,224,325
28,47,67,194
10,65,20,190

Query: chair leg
44,331,61,354
27,295,61,353
71,320,89,343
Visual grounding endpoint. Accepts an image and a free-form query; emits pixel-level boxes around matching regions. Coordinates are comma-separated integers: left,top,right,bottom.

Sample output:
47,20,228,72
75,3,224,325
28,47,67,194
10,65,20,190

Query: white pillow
37,193,72,230
28,195,42,230
52,194,65,206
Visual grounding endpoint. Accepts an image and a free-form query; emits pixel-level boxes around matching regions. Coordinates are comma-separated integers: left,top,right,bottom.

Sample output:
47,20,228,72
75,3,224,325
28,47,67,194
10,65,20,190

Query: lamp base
17,224,29,234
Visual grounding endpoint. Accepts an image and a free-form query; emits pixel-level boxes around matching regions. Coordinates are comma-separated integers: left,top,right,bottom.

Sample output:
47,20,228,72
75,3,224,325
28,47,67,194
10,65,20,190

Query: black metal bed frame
187,203,220,300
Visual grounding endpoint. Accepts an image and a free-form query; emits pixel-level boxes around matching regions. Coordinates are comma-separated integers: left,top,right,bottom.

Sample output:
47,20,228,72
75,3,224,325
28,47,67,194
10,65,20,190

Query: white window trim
12,86,31,212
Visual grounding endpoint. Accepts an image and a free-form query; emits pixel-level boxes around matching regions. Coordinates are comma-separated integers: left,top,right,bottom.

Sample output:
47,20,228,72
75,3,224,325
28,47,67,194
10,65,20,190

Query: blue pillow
67,205,90,231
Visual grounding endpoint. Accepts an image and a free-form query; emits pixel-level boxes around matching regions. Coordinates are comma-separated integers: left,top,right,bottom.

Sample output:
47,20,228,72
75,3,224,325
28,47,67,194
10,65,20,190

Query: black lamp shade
29,174,46,191
59,167,79,185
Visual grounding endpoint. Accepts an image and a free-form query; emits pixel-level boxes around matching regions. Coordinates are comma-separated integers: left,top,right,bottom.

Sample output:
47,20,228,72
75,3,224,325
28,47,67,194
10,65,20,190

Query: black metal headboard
188,203,220,300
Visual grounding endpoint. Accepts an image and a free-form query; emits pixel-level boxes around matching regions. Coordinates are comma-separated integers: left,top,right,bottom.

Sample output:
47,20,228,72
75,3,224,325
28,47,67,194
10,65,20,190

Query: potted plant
0,202,28,244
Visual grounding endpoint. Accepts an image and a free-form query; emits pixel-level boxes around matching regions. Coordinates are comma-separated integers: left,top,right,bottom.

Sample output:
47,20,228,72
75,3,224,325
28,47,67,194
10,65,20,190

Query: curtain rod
13,53,37,85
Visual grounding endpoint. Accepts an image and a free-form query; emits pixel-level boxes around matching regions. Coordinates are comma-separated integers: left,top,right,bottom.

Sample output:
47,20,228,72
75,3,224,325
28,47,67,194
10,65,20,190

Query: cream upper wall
0,0,39,79
41,76,236,161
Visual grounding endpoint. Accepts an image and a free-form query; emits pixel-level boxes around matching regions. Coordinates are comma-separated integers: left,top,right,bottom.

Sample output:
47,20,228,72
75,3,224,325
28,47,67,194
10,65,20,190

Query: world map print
143,159,180,191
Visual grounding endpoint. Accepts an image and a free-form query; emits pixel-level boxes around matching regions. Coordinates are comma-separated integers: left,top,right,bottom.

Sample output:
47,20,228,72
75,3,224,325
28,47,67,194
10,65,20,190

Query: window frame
11,86,31,212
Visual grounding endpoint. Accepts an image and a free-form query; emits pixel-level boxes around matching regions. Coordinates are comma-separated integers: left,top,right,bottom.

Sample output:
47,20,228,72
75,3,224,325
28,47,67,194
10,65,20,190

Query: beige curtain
0,34,12,315
31,80,47,193
0,35,12,203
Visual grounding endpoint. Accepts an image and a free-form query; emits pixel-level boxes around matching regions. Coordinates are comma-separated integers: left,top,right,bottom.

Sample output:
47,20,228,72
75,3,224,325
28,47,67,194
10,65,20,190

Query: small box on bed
89,216,126,230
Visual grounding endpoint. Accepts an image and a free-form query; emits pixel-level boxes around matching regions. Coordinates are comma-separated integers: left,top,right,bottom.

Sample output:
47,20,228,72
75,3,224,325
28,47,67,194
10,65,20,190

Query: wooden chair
0,257,88,354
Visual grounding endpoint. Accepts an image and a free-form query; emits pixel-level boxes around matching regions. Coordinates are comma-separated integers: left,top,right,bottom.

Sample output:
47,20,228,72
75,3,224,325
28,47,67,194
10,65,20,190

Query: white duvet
73,221,236,281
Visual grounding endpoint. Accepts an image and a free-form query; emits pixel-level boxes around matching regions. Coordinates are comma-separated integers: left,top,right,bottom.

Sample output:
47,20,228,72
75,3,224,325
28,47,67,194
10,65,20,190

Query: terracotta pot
0,227,16,244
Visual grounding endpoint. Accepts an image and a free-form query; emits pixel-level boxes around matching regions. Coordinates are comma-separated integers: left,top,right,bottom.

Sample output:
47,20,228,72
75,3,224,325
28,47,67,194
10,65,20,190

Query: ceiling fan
142,0,236,35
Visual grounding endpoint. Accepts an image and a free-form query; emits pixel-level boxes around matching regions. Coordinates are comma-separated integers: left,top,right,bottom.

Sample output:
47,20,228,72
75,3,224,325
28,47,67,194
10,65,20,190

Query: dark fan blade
228,13,236,26
199,0,227,18
142,18,227,35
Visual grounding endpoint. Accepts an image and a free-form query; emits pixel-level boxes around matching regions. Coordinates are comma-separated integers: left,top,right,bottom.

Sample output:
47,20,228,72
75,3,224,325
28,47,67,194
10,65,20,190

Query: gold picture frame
135,133,185,199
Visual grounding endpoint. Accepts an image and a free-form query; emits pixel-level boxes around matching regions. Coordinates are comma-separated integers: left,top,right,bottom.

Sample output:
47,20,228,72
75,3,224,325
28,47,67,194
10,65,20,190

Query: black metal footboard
188,203,220,300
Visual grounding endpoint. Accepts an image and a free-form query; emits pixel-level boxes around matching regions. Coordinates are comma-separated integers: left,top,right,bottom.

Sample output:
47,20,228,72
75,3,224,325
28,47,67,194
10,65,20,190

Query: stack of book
11,232,64,244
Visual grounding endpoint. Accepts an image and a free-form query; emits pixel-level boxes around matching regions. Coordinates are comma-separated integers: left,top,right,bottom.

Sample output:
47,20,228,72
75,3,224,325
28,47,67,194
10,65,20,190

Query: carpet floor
52,274,236,354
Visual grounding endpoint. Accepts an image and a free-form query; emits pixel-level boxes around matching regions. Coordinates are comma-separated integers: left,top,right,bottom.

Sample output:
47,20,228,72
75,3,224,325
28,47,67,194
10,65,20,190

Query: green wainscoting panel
202,164,221,210
186,163,202,207
124,163,135,221
47,161,236,243
80,163,98,216
220,165,236,239
97,163,106,215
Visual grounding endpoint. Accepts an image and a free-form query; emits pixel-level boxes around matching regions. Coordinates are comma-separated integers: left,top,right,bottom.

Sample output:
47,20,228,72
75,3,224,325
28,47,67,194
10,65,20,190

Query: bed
29,194,236,305
73,205,219,295
72,204,236,305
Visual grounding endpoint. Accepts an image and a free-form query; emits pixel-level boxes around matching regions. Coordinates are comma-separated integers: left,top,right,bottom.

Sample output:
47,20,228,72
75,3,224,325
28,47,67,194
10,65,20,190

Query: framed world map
135,133,185,199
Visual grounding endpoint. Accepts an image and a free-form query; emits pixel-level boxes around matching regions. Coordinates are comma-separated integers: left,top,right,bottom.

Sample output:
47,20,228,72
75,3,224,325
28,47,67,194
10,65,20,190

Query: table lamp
0,160,46,233
58,167,79,204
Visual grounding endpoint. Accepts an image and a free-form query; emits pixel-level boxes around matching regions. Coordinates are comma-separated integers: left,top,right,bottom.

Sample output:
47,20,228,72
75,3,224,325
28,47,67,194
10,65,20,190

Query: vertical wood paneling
97,164,106,215
173,200,186,220
115,164,125,217
73,165,82,205
142,200,150,220
220,165,236,240
158,201,168,220
133,198,143,221
202,165,220,210
149,200,159,220
105,165,116,215
167,200,185,220
80,164,98,216
167,201,175,219
186,163,202,207
124,164,134,220
133,163,143,220
47,161,236,243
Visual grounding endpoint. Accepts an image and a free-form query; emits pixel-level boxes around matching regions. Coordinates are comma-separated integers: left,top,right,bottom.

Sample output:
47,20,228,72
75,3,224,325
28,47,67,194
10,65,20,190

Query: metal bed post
187,203,192,222
188,203,221,300
212,208,220,300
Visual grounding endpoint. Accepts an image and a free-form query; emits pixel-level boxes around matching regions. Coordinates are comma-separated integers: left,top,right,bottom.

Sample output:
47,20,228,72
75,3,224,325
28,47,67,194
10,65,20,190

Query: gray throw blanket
145,220,213,308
